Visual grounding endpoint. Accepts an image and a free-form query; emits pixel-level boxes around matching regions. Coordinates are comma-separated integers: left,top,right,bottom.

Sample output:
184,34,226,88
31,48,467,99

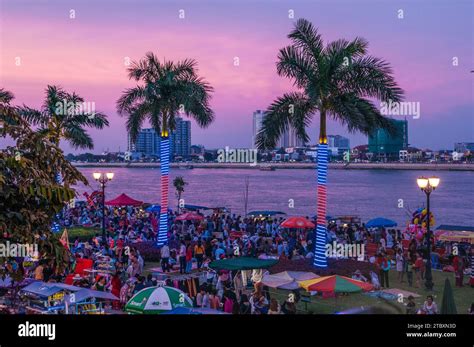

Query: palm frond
276,45,315,88
328,93,397,136
116,86,146,115
288,18,324,64
337,56,404,103
0,88,14,105
69,111,109,129
63,124,94,149
126,102,151,143
18,105,46,127
175,75,214,128
43,85,67,116
174,58,198,79
256,92,313,150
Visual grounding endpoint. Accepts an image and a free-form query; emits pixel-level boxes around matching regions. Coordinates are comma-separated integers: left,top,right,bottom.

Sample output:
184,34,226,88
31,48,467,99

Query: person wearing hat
352,270,367,282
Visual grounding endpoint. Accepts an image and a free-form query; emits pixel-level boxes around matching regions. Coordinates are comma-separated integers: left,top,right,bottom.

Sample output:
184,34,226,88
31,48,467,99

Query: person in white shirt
160,244,170,272
386,232,394,248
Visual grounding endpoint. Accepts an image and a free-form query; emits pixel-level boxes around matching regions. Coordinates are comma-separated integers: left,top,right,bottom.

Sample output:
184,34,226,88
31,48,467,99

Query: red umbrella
299,275,373,293
105,193,143,206
175,212,204,221
281,216,315,229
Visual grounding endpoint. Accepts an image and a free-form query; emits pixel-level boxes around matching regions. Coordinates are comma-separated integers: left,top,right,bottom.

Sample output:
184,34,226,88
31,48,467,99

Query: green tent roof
209,257,278,271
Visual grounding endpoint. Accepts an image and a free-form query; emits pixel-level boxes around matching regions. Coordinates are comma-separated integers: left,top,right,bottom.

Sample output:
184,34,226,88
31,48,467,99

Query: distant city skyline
127,117,191,158
1,0,472,154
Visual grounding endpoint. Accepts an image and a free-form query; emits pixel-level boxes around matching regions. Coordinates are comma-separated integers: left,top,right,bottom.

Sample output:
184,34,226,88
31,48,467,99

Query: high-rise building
328,135,350,149
327,135,350,156
128,128,160,157
172,117,191,158
368,119,408,161
252,110,265,148
278,127,305,148
128,117,191,159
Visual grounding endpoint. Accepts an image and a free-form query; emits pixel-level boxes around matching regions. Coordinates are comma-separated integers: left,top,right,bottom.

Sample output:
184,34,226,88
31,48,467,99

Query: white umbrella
262,271,319,289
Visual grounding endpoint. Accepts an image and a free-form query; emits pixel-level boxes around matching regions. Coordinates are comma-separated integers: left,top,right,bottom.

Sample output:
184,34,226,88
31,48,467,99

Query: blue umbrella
145,205,172,213
161,307,229,315
145,205,161,213
366,217,397,228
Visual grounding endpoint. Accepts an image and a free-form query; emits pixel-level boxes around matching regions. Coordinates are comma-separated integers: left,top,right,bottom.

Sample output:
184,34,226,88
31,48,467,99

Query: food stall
64,288,119,314
21,282,78,314
21,281,119,314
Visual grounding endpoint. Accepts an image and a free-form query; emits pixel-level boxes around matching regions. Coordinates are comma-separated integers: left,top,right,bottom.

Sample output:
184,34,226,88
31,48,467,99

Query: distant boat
259,165,275,171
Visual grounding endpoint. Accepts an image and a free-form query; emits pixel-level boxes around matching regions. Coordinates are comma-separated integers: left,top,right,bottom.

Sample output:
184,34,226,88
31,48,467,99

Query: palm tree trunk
157,135,170,246
51,135,62,234
314,110,328,268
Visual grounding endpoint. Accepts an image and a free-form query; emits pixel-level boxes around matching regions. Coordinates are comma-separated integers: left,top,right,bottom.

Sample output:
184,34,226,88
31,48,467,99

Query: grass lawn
143,261,472,314
143,261,161,275
67,226,101,241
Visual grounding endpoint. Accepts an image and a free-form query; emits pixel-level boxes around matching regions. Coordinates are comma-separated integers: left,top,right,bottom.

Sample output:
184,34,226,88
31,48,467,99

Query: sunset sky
1,0,473,153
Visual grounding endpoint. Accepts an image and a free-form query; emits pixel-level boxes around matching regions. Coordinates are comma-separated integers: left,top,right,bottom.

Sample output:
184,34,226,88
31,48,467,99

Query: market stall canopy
125,286,193,314
145,205,172,213
21,281,81,297
175,212,204,221
435,225,474,244
299,275,373,293
366,217,397,228
435,225,474,232
281,216,315,229
262,271,319,290
209,257,278,271
247,210,286,217
105,193,143,206
66,288,118,303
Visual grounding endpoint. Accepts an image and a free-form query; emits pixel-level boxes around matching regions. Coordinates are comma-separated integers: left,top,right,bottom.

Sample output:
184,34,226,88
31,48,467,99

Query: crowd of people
4,200,473,315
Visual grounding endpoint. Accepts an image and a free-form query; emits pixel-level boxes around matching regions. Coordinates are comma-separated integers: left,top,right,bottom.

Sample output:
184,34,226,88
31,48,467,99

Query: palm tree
117,52,214,246
256,19,404,268
19,85,109,148
173,176,188,213
18,85,109,234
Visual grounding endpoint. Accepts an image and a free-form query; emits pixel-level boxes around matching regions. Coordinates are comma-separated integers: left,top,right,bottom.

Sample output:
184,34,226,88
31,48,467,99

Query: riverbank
72,162,474,171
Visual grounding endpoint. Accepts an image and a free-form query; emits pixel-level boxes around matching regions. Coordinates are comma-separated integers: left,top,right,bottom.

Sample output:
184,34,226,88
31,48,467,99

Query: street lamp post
416,176,440,291
93,172,114,246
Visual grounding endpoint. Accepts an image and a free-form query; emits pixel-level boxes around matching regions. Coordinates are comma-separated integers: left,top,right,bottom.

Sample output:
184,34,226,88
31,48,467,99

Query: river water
74,167,474,227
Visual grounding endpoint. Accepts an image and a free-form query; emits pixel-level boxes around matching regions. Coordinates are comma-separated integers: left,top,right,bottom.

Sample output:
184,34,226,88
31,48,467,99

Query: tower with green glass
368,119,408,161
